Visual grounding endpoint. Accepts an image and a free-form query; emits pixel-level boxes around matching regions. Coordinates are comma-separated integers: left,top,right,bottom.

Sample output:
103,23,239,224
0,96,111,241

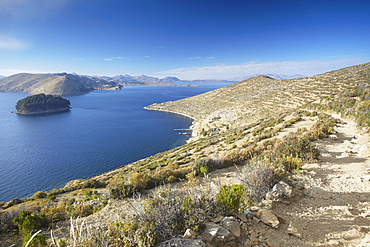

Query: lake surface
0,83,230,202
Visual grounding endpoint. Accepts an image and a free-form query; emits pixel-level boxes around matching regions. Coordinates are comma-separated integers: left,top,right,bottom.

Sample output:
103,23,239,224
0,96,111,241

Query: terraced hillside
1,62,370,246
146,62,370,140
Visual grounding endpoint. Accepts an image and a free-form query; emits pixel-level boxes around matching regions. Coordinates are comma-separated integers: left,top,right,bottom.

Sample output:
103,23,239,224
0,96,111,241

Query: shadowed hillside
0,73,116,96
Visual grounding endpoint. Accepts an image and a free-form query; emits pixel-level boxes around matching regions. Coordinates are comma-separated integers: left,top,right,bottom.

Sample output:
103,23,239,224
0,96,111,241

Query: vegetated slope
0,73,114,96
1,63,370,246
14,93,71,114
146,62,370,140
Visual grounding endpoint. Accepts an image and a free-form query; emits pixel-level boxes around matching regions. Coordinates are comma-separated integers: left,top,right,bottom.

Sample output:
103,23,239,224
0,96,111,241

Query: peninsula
14,93,71,115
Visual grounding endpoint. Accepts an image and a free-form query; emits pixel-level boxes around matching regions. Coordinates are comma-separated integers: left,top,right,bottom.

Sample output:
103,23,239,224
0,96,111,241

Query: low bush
271,134,320,162
40,202,69,223
223,149,248,166
12,210,47,246
109,183,222,246
129,172,157,191
68,203,94,217
278,155,303,172
109,182,134,199
31,191,47,199
193,156,225,175
0,211,17,233
215,184,245,215
238,158,279,203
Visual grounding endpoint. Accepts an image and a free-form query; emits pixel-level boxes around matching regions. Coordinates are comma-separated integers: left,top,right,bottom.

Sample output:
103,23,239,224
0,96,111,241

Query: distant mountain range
0,72,306,96
98,74,180,85
0,73,185,95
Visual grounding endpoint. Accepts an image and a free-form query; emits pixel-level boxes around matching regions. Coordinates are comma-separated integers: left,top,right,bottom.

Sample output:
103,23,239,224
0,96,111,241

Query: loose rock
202,222,231,243
183,229,197,239
221,217,241,237
287,222,303,239
266,238,280,247
158,238,206,247
265,181,293,201
256,209,280,228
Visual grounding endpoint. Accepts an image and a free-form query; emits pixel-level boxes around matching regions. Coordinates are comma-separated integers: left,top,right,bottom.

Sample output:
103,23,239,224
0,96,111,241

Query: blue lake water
0,83,230,202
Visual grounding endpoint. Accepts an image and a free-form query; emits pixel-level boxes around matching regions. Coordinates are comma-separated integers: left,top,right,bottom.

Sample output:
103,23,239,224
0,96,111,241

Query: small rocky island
14,93,71,114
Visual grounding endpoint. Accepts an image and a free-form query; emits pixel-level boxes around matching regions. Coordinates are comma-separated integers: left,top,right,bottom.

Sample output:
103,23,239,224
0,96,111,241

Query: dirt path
267,116,370,246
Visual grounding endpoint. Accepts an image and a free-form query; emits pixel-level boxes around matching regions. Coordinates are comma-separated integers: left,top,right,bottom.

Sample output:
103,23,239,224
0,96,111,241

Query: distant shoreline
143,106,196,120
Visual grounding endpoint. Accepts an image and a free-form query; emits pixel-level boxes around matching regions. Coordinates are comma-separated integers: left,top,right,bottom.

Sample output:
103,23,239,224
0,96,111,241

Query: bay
0,84,229,202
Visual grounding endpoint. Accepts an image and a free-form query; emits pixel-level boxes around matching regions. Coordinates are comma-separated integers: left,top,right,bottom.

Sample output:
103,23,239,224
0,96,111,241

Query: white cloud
186,56,215,60
103,57,128,62
0,36,28,50
155,58,368,80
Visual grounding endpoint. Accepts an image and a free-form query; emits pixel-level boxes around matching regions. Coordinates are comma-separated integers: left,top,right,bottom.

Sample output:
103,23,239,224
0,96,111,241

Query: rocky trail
256,116,370,247
82,115,370,247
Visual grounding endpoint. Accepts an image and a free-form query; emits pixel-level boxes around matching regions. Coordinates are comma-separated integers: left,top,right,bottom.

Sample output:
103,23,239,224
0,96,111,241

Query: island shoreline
12,107,71,115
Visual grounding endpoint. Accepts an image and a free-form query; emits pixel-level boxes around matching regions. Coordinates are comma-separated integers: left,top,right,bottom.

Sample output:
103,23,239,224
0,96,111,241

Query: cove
0,83,228,202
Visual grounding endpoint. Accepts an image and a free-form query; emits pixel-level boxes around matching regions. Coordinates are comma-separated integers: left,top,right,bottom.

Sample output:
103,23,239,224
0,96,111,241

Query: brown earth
47,113,370,246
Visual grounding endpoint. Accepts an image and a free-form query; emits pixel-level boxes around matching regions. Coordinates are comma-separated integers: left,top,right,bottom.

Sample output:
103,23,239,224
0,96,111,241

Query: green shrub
81,179,106,189
223,149,248,166
12,211,47,246
22,232,47,247
48,195,56,201
12,211,45,236
278,156,303,172
110,182,134,199
273,134,320,162
129,172,156,191
68,203,93,217
215,184,245,215
40,202,68,223
31,191,47,199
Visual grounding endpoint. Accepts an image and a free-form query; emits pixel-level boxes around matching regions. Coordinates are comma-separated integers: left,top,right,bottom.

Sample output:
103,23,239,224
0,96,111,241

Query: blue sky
0,0,369,80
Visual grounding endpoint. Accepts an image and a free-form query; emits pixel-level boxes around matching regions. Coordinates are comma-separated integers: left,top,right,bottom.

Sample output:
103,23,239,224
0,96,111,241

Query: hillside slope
1,62,370,246
0,73,114,95
146,62,370,141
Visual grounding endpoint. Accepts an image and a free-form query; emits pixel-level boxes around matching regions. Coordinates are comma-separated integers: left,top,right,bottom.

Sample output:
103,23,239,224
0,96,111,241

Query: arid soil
258,115,370,247
71,115,370,246
206,114,370,246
